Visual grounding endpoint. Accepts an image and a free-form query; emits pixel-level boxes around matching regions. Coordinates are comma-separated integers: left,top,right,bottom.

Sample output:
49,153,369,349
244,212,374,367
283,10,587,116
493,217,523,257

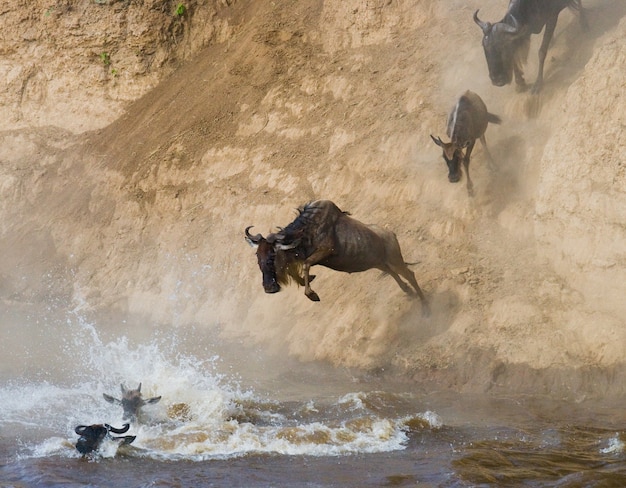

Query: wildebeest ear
430,135,444,147
246,239,258,248
145,396,161,405
103,393,122,405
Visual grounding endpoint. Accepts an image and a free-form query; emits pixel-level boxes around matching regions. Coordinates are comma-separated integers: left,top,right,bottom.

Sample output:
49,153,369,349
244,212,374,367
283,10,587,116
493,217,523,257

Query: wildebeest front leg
303,247,333,301
532,15,558,94
302,263,320,301
463,141,476,196
514,65,528,92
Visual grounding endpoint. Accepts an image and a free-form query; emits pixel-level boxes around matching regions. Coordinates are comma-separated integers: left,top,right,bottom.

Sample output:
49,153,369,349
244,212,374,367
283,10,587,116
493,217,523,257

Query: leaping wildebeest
431,90,501,196
245,200,429,316
474,0,587,93
103,383,161,422
74,423,135,456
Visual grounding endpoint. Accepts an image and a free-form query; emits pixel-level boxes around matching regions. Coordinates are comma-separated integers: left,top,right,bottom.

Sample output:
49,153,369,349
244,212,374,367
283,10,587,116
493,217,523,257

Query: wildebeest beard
263,203,326,290
259,234,306,291
274,251,306,287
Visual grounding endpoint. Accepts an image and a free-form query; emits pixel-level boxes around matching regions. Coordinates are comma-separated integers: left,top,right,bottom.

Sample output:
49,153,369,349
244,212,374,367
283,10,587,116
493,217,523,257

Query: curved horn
75,425,88,435
245,226,263,244
120,383,127,394
106,423,131,434
137,382,142,392
473,10,491,34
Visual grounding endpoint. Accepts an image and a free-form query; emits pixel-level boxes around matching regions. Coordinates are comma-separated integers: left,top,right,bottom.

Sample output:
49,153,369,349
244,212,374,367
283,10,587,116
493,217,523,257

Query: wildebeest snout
447,167,462,183
264,280,281,293
490,75,509,87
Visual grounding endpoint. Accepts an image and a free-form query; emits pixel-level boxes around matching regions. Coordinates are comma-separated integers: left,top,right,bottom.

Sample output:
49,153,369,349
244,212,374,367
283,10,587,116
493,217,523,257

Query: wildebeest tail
487,112,502,125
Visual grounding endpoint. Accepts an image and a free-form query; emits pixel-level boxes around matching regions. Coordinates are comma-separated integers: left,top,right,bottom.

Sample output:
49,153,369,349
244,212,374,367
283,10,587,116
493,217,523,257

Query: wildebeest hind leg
532,16,558,93
463,142,475,196
387,270,413,295
480,135,497,171
388,265,430,317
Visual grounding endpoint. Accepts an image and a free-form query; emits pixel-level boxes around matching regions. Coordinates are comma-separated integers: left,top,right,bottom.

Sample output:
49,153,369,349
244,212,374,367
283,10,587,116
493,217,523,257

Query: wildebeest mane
277,201,325,245
276,260,305,287
449,96,472,143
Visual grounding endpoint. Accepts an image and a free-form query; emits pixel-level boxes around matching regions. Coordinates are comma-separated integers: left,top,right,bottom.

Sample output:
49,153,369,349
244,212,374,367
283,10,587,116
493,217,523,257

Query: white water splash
1,313,441,462
600,435,625,455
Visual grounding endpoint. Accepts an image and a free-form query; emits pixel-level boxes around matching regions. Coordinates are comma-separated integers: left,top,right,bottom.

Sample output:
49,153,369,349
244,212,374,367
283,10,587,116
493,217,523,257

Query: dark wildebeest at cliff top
103,383,161,422
74,423,135,456
431,90,501,196
245,200,430,316
474,0,587,93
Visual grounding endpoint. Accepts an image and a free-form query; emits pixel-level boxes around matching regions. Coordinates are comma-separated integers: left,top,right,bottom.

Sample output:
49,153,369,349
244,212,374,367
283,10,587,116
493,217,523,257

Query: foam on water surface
1,314,441,461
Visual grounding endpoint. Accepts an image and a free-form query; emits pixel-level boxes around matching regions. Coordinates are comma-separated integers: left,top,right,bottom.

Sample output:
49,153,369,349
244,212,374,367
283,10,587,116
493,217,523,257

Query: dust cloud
0,0,625,397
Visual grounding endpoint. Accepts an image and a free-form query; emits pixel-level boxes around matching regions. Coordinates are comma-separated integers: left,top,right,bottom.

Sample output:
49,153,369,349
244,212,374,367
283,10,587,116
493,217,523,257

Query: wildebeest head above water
74,423,135,456
245,200,430,316
103,383,161,422
474,0,587,93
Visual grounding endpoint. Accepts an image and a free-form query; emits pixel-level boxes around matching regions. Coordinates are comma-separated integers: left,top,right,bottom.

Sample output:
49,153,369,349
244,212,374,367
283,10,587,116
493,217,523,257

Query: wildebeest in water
245,200,430,316
74,423,135,456
103,383,161,422
474,0,587,93
431,90,501,196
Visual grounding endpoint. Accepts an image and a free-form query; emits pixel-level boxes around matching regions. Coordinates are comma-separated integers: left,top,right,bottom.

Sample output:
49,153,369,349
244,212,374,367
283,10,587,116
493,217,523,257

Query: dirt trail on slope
1,0,625,396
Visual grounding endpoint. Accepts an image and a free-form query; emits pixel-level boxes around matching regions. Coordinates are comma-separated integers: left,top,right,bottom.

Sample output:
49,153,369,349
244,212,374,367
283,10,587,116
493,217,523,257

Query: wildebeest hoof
306,291,321,302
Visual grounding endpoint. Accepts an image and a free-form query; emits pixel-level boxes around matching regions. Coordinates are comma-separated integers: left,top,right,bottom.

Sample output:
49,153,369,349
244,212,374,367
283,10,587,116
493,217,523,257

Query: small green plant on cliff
100,52,111,66
175,3,186,16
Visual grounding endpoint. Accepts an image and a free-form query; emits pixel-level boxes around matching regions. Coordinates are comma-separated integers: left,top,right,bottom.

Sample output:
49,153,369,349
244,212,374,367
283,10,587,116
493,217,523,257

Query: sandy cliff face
535,15,626,319
0,0,625,395
0,0,235,132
